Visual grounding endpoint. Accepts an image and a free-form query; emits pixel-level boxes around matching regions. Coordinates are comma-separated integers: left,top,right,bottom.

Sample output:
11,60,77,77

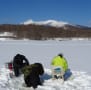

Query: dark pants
64,69,72,81
13,63,27,77
25,74,42,89
13,66,21,77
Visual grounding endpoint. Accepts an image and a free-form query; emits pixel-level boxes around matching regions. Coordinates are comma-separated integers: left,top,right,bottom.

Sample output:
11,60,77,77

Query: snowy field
0,40,91,90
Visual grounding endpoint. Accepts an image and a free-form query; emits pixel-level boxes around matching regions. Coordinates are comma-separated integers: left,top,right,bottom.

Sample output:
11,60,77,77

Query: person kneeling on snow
51,53,72,81
13,54,29,77
21,63,44,89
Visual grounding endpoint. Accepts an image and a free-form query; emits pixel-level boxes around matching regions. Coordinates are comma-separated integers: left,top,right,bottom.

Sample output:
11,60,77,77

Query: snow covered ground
0,40,91,90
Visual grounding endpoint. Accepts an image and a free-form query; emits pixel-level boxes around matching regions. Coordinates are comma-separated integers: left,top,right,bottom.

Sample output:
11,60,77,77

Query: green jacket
51,56,68,72
21,65,32,78
21,63,44,79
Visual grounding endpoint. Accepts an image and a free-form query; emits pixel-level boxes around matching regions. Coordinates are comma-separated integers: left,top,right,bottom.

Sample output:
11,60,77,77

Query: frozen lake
0,40,91,75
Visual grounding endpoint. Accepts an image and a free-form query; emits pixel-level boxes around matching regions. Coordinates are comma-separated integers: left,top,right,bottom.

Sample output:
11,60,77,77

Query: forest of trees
0,24,91,40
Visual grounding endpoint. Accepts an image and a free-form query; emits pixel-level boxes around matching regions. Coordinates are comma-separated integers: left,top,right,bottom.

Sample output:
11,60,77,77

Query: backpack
52,66,64,80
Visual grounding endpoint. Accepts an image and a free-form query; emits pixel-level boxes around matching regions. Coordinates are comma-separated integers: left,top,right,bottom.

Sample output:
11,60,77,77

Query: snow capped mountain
0,20,90,41
23,19,91,29
23,19,69,27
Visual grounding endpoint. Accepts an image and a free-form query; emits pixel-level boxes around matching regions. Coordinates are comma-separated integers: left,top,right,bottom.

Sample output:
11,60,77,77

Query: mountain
0,19,91,40
23,19,69,28
23,19,90,29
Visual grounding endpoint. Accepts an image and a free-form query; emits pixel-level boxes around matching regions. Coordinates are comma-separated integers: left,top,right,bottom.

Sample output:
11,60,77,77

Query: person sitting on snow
51,53,72,80
13,54,29,77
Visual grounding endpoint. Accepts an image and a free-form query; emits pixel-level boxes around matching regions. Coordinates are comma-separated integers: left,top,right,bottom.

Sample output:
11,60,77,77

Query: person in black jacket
13,54,29,77
21,63,44,89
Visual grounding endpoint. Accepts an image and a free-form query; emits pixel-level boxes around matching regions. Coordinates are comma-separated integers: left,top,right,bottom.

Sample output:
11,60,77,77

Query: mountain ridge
23,19,69,27
0,19,91,40
23,19,90,28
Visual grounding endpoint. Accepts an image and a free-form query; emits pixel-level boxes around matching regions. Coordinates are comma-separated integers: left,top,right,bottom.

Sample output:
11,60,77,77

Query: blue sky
0,0,91,26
